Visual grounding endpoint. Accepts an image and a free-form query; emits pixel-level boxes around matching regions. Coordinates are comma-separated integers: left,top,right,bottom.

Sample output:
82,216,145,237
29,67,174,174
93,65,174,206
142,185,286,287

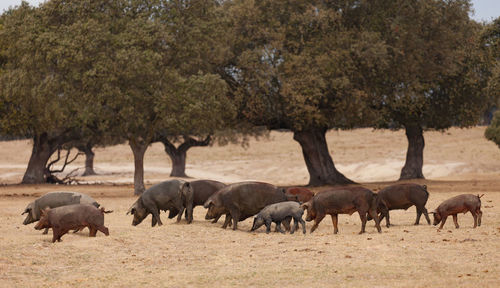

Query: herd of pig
21,180,484,243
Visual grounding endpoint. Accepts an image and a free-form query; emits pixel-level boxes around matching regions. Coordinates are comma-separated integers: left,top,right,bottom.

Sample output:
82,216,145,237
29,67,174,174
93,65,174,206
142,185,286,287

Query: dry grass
0,127,499,287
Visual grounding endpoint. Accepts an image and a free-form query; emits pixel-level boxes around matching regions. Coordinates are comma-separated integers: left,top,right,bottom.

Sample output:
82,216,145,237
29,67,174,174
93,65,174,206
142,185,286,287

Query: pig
251,201,306,234
300,188,382,234
22,191,100,234
203,181,288,231
34,204,110,243
431,194,483,229
283,187,314,203
127,179,193,226
370,183,431,227
176,180,227,224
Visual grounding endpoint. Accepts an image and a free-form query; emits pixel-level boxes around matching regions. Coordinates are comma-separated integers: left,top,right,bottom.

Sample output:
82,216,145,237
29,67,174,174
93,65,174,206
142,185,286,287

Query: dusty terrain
1,127,499,287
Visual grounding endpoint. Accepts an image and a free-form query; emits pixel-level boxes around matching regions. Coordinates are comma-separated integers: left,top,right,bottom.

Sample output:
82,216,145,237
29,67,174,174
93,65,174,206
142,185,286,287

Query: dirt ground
1,127,499,287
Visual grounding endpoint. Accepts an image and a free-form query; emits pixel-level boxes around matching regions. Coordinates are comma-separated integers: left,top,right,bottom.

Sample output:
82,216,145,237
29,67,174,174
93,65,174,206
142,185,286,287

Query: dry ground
0,127,499,287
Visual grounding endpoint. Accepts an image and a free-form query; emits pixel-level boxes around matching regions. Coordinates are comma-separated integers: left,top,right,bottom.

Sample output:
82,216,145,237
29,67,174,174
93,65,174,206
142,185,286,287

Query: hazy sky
0,0,499,22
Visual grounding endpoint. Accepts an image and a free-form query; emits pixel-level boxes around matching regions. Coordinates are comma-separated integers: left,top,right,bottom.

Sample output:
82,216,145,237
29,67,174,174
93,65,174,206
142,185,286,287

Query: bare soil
0,127,499,287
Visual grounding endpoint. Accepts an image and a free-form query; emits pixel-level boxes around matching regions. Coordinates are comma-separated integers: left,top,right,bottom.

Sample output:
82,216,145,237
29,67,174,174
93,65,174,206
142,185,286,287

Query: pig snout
23,215,33,225
432,213,441,226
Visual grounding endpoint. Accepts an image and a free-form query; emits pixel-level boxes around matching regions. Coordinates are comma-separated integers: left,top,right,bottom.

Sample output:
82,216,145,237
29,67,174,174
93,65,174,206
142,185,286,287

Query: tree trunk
22,133,58,184
81,143,96,176
400,124,425,180
169,150,187,177
293,128,355,186
159,135,211,178
129,138,149,195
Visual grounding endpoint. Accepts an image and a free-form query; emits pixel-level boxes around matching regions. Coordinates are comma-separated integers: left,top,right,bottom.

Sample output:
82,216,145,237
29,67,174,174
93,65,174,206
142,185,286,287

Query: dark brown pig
283,187,314,203
177,180,226,224
203,181,287,231
34,204,110,243
432,194,483,229
300,188,381,234
127,179,193,227
371,183,430,227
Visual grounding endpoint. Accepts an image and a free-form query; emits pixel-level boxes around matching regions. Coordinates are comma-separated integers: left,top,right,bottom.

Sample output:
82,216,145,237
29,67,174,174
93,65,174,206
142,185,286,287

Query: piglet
251,201,306,234
432,194,483,229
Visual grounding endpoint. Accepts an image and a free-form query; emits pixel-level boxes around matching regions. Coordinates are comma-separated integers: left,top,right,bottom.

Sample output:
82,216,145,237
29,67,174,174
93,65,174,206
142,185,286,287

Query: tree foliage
364,0,488,179
224,0,388,185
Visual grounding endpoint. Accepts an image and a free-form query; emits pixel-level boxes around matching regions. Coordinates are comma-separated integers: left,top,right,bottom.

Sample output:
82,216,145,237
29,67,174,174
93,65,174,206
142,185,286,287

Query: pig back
191,180,226,206
49,204,105,229
142,180,185,210
378,183,428,208
223,182,287,219
438,194,481,212
284,187,314,203
35,192,99,218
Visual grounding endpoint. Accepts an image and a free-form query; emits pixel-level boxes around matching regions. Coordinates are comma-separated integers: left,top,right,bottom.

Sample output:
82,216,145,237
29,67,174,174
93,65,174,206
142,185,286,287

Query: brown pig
300,188,381,234
370,183,431,227
34,204,111,243
432,194,483,229
283,187,314,203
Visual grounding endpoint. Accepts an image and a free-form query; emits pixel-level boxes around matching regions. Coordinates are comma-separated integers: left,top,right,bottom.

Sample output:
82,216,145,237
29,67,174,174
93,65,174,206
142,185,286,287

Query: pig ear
127,202,138,215
203,199,213,209
21,207,30,215
41,207,50,216
300,202,309,210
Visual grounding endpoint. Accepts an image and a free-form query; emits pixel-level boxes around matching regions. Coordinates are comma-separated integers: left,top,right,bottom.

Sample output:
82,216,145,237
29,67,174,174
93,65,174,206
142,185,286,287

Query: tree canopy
224,0,388,185
0,0,493,188
364,0,488,179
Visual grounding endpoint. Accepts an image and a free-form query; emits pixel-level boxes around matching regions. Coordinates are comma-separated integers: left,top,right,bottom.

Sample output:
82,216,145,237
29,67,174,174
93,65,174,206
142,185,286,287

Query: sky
0,0,499,22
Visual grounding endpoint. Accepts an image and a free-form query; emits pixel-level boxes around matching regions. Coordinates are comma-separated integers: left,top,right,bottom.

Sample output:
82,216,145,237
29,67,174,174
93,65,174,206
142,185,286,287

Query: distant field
0,127,499,287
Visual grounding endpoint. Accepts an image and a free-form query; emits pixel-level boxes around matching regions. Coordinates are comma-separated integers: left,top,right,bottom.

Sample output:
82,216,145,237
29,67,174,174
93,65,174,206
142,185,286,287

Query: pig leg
176,205,185,222
221,214,232,229
151,208,163,226
358,211,368,234
152,216,157,227
299,218,306,234
385,211,391,227
452,214,460,228
212,213,222,224
265,220,272,234
51,228,59,243
97,225,109,236
186,203,193,224
438,215,448,229
472,211,478,228
229,209,240,230
415,208,422,225
291,217,299,234
293,216,299,232
422,207,431,225
378,212,385,223
276,217,291,232
276,221,286,234
43,228,49,235
310,213,325,234
89,226,97,237
331,214,339,234
368,209,382,233
477,209,482,226
177,207,184,221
